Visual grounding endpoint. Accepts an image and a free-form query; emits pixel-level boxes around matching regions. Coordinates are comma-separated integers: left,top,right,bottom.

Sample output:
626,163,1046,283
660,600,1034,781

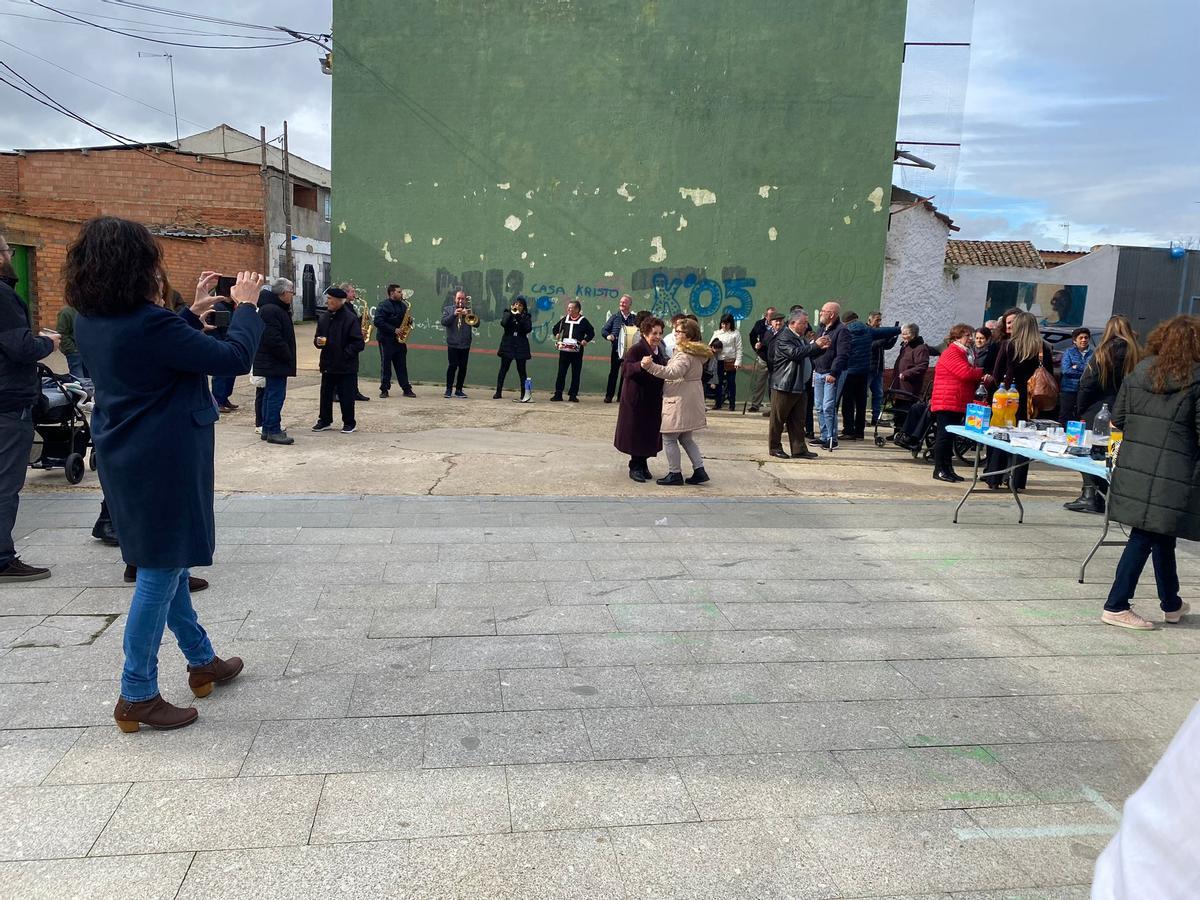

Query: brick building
0,131,330,328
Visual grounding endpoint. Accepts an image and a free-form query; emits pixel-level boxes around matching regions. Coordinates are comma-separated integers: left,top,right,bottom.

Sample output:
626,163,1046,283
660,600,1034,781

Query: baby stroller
30,363,96,485
886,386,973,463
873,385,920,448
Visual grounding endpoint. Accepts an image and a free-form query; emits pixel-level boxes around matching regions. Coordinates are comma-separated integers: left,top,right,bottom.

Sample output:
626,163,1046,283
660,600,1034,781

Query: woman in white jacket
709,314,743,411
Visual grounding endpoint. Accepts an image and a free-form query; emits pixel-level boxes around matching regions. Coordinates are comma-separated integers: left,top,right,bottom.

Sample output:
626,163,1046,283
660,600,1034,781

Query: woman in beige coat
640,317,715,485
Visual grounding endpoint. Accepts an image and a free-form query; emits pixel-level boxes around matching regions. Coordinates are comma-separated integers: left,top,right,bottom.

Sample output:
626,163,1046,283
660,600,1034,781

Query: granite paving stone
493,604,616,635
506,758,698,831
584,705,751,759
963,803,1119,887
0,783,129,860
317,582,437,610
0,727,82,786
767,661,924,701
833,746,1034,811
284,637,430,675
0,852,193,900
435,582,551,608
347,670,502,716
190,674,355,722
731,701,902,752
312,767,510,843
370,606,496,638
637,662,800,705
609,602,732,632
45,721,255,784
423,710,593,767
499,665,649,710
429,634,564,670
560,631,696,666
240,717,424,776
92,775,323,855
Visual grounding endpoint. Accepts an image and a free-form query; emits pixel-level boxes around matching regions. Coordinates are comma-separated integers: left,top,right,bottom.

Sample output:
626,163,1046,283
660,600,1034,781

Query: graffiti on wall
630,266,757,322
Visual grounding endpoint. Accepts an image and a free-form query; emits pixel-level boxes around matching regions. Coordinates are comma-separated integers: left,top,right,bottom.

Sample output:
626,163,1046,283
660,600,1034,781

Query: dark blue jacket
813,319,851,376
373,296,409,345
252,289,297,378
846,321,902,375
0,275,54,413
1060,345,1092,394
76,303,263,568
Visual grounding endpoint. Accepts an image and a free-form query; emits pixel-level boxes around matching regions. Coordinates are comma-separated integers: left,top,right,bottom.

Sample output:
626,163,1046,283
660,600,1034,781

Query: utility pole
137,52,179,143
1059,222,1070,250
259,125,270,274
282,120,294,283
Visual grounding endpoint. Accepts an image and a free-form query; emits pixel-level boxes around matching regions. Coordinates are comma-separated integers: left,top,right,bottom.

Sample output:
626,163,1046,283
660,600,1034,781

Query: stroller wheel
64,453,85,485
89,451,98,471
875,436,886,447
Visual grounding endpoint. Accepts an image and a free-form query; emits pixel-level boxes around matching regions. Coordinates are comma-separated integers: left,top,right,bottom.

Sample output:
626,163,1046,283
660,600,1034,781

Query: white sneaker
1165,601,1191,624
1101,609,1154,630
254,426,262,435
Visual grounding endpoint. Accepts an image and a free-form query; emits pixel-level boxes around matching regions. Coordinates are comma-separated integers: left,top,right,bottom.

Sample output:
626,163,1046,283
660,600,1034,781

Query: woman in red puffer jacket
930,323,985,483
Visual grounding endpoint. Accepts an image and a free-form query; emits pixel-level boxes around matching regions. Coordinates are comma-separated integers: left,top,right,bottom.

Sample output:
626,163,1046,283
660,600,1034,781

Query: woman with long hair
983,310,1053,490
929,323,985,483
69,217,264,732
641,317,715,485
709,313,742,412
1064,315,1143,513
1099,315,1200,630
494,295,532,400
613,315,668,482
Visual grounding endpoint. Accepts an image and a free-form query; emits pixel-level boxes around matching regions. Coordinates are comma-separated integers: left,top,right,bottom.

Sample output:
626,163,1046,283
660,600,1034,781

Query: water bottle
1091,403,1111,460
520,376,533,403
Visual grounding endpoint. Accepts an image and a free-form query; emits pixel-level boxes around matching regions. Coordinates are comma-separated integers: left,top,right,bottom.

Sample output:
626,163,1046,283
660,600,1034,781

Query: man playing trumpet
551,299,595,402
373,283,416,398
441,289,478,398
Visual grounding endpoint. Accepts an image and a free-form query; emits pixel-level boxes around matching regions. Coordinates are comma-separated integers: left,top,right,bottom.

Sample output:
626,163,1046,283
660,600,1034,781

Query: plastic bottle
992,383,1008,428
975,381,987,403
1092,403,1111,459
1006,384,1020,428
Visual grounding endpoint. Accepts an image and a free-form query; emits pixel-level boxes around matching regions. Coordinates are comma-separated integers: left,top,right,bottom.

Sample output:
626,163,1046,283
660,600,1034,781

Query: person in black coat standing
494,295,533,400
313,287,365,434
69,216,265,732
209,295,239,412
252,278,297,445
0,232,59,583
600,294,636,403
551,300,595,402
372,283,416,398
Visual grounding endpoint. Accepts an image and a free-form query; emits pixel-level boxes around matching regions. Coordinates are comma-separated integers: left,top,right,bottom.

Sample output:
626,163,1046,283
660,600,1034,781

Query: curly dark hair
63,217,163,316
1145,315,1200,393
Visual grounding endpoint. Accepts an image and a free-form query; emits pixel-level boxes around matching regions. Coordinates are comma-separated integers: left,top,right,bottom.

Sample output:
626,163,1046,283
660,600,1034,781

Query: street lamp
137,51,179,143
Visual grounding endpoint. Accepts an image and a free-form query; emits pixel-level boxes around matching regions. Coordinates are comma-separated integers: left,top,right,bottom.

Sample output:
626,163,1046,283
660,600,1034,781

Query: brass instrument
397,302,414,343
463,297,480,327
510,303,522,315
360,298,373,342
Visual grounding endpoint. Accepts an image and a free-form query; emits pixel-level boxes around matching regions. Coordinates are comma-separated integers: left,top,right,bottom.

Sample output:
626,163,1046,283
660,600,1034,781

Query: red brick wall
0,148,265,327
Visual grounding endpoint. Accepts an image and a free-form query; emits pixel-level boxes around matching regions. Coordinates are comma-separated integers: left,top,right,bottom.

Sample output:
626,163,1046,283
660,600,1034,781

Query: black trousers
318,372,356,427
932,410,963,472
446,347,470,392
380,341,411,392
605,348,622,401
714,367,737,410
840,372,869,436
554,351,583,398
985,448,1029,490
0,408,34,567
496,356,528,393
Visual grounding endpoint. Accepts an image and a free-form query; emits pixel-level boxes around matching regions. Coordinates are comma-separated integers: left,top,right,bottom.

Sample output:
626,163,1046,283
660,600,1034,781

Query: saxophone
360,300,373,342
397,302,414,343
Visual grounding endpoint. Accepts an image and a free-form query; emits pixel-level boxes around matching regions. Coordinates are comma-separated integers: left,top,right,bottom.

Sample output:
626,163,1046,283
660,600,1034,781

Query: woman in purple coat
613,315,666,482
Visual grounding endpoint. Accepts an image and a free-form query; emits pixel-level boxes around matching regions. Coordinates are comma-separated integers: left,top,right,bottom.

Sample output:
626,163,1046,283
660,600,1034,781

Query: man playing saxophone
373,284,416,398
441,289,478,398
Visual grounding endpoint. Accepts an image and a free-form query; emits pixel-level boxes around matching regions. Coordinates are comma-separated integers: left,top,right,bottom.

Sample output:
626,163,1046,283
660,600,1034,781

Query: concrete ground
1,492,1198,898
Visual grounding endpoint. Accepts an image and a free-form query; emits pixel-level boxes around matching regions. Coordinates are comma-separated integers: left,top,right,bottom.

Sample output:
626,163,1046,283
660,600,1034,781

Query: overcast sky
1,0,1195,252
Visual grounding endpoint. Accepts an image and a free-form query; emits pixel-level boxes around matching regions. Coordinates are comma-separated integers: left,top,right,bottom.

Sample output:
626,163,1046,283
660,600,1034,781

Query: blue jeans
262,376,287,435
869,370,884,420
211,375,235,406
1105,527,1182,614
813,371,847,442
65,352,88,379
122,568,214,702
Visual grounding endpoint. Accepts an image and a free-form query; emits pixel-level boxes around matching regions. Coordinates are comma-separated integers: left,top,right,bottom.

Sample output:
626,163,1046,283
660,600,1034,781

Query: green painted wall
331,0,906,393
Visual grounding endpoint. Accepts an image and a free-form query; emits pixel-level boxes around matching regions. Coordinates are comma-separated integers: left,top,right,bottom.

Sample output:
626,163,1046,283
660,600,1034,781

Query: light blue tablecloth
947,425,1110,481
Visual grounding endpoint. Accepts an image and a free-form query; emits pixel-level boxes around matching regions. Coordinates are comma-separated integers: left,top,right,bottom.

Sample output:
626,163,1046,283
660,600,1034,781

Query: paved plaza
1,491,1198,898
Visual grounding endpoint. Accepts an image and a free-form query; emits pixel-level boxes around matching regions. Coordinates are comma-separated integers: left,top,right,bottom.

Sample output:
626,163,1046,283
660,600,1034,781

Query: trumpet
510,303,522,314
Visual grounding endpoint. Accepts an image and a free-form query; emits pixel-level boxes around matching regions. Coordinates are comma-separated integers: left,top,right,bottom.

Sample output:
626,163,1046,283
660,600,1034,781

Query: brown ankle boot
187,655,244,698
114,694,198,733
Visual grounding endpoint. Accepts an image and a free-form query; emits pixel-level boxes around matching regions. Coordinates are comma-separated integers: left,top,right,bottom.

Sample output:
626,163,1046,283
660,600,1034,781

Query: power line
28,1,308,49
102,0,308,34
0,36,205,130
0,0,287,38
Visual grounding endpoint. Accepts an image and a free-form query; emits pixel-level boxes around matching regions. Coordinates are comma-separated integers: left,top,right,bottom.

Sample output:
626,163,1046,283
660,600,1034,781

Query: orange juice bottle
1006,384,1020,426
992,383,1008,428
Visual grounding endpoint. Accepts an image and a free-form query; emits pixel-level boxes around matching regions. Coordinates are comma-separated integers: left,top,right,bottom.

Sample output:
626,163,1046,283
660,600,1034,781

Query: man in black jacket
600,294,636,403
313,287,365,433
551,300,595,402
253,278,298,445
767,311,828,460
0,233,58,582
373,283,416,398
811,301,851,450
746,306,777,413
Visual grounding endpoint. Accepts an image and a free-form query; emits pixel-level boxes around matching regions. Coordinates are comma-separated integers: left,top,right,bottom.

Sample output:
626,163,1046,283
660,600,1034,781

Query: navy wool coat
76,303,264,568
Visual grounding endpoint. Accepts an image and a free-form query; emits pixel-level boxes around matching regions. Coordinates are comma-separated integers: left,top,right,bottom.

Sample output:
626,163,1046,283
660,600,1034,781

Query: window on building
323,192,331,222
292,183,319,212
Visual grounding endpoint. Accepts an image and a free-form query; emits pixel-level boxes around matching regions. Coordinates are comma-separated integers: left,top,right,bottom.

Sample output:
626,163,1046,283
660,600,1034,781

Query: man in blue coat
840,310,901,440
0,233,59,582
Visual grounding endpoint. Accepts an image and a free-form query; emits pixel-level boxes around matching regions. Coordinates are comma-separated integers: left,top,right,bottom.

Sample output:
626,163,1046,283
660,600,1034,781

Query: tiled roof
945,240,1045,269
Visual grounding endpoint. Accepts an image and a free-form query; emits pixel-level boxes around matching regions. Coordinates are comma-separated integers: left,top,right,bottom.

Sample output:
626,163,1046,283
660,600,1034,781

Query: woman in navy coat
70,217,264,733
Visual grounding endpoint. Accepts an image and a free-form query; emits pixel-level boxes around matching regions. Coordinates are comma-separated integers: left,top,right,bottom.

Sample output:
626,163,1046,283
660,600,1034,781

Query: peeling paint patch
433,182,439,187
758,185,778,199
868,186,884,212
528,261,536,268
572,188,580,196
338,221,347,234
381,241,394,262
593,187,600,195
617,182,636,202
403,233,412,244
679,187,717,206
661,211,670,219
525,190,534,200
520,251,528,260
843,216,852,225
604,271,614,277
496,182,511,190
504,215,523,231
676,215,688,232
527,233,535,239
768,227,778,241
432,236,443,246
649,236,667,263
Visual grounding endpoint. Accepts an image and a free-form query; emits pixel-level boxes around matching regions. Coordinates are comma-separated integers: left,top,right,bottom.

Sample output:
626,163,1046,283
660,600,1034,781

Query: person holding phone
69,216,265,732
209,295,238,412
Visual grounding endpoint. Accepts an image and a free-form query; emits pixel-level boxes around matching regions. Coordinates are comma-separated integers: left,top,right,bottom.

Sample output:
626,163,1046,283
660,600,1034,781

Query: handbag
1027,366,1059,416
722,360,737,373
